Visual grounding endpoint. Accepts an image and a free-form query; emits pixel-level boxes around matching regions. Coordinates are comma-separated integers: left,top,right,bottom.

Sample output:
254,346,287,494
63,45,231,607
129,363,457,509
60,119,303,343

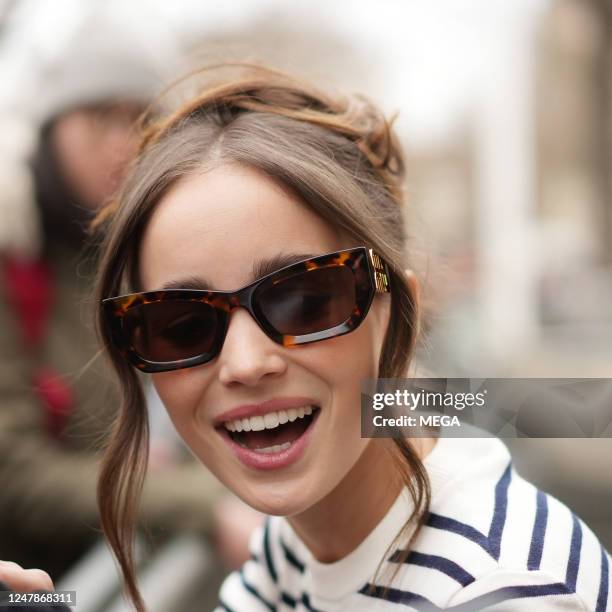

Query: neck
288,436,436,563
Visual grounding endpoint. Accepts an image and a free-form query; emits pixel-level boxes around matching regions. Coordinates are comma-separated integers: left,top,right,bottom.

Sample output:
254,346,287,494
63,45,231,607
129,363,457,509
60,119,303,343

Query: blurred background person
0,4,261,594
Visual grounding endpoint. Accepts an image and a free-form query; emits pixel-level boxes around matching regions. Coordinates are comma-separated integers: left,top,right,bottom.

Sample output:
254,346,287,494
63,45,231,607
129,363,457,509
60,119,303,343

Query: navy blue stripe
446,582,572,611
360,580,573,611
217,602,234,612
263,519,278,583
359,583,439,610
596,545,610,612
426,513,490,552
487,463,511,560
280,538,305,573
389,550,475,587
281,591,296,608
426,461,512,560
240,569,277,612
566,513,582,591
279,590,322,611
527,489,548,570
301,592,324,612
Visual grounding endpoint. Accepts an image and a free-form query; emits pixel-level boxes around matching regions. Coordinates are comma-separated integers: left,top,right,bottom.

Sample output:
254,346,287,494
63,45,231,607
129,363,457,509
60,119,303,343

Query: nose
217,308,288,386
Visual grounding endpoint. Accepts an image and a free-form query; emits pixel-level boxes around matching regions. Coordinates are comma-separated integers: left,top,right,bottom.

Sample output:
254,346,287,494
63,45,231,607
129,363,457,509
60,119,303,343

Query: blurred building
383,0,612,548
397,0,612,381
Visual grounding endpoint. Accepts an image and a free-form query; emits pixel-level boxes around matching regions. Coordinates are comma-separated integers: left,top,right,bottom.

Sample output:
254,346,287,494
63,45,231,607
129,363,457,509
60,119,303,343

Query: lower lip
218,409,320,471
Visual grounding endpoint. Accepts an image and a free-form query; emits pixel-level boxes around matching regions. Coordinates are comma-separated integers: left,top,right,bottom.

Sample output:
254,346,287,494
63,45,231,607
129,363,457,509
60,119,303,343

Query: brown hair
92,63,430,611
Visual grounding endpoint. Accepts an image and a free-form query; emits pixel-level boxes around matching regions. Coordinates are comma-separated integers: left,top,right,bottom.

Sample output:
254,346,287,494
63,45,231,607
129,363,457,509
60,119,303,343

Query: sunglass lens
257,266,356,336
122,301,219,363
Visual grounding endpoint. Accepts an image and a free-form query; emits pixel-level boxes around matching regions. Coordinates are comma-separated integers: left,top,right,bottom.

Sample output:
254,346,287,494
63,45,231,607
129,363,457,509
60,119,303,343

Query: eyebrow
158,252,320,291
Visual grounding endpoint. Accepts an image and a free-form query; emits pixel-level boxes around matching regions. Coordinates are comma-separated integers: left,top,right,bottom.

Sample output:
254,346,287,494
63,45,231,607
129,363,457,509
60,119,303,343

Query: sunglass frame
101,246,391,373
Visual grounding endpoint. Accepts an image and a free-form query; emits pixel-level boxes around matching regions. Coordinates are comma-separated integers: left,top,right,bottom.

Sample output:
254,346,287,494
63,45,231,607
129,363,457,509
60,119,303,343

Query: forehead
138,163,346,291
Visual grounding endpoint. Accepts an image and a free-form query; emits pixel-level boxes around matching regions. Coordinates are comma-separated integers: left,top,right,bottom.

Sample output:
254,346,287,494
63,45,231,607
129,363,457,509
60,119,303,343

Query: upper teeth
224,405,314,432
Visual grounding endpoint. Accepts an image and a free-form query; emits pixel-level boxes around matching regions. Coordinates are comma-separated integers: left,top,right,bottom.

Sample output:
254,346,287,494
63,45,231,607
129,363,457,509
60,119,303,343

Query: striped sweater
214,436,611,611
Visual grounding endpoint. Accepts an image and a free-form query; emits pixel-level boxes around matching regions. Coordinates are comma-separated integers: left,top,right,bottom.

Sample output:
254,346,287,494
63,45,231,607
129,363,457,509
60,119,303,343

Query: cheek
151,369,208,431
298,317,383,421
312,317,382,380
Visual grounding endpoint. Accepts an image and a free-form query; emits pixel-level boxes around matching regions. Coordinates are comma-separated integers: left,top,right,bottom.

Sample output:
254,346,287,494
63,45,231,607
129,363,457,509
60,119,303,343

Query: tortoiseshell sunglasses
101,246,391,373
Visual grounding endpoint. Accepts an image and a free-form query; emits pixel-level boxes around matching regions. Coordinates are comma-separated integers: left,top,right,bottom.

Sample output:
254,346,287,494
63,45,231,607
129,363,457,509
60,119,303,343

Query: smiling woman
74,64,612,610
90,64,432,609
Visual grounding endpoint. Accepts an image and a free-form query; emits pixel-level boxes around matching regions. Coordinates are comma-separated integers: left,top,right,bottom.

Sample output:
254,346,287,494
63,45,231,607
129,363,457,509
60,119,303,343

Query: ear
404,268,420,312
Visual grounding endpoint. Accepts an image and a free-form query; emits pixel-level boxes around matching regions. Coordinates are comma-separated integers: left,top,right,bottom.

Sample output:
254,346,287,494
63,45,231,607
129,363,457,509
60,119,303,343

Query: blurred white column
474,8,544,370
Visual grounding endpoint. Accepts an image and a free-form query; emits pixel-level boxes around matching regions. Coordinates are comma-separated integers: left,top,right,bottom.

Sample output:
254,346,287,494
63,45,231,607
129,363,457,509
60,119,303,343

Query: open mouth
221,405,320,454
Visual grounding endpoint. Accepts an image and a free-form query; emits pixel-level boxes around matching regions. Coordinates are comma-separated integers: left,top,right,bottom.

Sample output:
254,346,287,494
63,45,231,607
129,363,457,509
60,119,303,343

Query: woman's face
139,163,391,516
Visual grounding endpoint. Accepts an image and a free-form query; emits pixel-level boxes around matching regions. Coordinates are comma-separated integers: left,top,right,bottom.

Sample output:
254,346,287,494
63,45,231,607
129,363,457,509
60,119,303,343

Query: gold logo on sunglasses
369,249,390,292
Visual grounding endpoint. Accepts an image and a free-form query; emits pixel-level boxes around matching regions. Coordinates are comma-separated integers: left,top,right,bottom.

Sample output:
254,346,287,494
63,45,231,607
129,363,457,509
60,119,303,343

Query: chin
236,480,319,518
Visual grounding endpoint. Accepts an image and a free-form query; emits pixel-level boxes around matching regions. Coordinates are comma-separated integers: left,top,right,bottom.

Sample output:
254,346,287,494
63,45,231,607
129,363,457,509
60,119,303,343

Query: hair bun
345,95,404,177
138,62,406,200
